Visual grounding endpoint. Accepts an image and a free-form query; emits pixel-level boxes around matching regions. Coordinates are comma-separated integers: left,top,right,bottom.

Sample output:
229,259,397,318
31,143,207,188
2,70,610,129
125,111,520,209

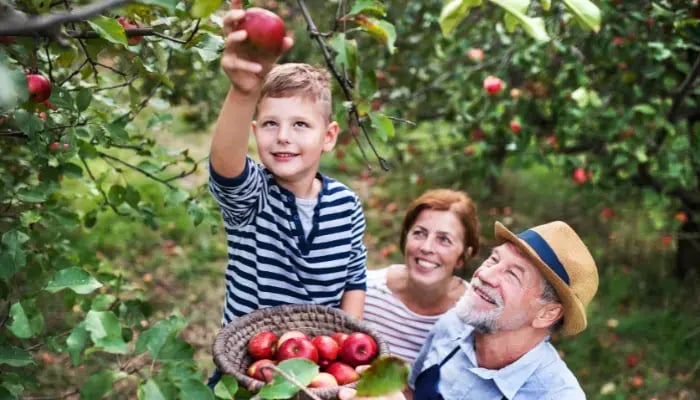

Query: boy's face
253,95,338,187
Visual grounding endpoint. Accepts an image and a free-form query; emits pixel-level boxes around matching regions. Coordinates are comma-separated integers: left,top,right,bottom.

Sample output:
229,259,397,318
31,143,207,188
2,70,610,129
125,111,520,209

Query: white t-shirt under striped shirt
209,157,367,325
363,265,468,364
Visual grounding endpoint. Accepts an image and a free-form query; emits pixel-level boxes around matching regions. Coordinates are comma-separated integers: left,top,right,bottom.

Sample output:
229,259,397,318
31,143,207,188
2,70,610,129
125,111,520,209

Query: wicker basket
213,304,390,400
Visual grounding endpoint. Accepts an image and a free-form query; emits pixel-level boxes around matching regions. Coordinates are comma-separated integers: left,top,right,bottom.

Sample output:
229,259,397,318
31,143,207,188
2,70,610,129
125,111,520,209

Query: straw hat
494,221,598,336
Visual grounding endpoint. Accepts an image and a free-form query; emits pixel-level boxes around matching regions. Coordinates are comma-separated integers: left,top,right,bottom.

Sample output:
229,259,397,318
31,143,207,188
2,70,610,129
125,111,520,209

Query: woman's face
404,209,466,286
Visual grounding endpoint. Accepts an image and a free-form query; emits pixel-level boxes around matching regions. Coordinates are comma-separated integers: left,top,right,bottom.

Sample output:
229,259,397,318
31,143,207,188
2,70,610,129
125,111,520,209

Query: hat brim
494,222,587,336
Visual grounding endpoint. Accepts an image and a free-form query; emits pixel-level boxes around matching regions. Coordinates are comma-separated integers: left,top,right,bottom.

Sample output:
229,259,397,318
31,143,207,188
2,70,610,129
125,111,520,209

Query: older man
341,220,598,400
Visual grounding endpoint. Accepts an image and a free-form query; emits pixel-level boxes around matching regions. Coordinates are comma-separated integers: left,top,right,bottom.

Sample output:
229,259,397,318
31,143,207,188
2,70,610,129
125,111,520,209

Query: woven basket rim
213,304,390,400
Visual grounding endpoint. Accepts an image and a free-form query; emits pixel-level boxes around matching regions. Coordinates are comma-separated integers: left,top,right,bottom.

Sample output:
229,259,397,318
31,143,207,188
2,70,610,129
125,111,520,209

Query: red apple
325,362,360,385
247,330,278,360
467,48,484,62
308,372,338,388
238,7,286,57
483,76,503,95
276,337,319,364
49,142,61,152
247,358,276,382
278,330,309,347
572,168,587,185
675,212,688,223
470,129,485,141
338,332,377,367
331,332,349,347
27,74,51,103
509,119,522,133
311,335,339,363
117,17,142,46
601,207,615,220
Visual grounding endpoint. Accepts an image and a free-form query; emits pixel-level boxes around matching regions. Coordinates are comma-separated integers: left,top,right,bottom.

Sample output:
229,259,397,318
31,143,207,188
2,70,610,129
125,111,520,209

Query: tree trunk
675,215,700,279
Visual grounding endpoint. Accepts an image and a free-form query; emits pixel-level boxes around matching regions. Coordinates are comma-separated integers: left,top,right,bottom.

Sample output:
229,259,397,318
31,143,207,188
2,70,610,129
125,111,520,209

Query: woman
363,189,480,363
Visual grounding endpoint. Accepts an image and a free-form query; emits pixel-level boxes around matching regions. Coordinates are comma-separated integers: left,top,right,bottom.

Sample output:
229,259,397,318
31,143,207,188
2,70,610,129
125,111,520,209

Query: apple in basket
338,332,378,367
325,361,360,385
308,372,338,388
248,330,278,360
276,337,319,364
311,335,339,364
278,330,309,346
331,332,349,347
247,358,276,382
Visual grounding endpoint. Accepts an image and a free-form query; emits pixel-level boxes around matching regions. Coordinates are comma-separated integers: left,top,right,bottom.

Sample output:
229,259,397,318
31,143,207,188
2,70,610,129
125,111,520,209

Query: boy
209,0,367,327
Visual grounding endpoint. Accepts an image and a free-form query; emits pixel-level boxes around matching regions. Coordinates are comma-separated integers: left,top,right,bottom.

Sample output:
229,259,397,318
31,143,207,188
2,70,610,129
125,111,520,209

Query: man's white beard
455,278,504,334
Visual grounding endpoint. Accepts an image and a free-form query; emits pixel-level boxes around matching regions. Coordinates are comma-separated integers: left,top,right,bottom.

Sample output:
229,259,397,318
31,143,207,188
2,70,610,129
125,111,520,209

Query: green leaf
108,184,127,206
81,370,124,399
369,112,395,141
348,0,385,16
632,104,655,115
439,0,482,36
0,63,27,109
488,0,550,41
258,359,318,399
8,302,43,339
214,376,239,399
138,379,166,400
191,33,224,63
50,86,75,110
136,316,187,359
15,186,49,203
329,34,358,76
12,109,43,135
134,0,178,13
76,88,92,112
85,310,128,354
0,230,29,279
88,16,128,46
561,0,601,32
190,0,223,18
105,122,129,143
177,379,215,400
45,267,103,294
540,0,551,11
67,323,89,366
0,346,34,367
353,16,397,54
355,356,410,397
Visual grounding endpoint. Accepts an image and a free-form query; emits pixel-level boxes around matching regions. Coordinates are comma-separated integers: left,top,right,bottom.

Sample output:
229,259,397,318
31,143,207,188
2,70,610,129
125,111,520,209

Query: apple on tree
117,17,143,46
483,76,503,95
26,74,51,103
238,7,286,58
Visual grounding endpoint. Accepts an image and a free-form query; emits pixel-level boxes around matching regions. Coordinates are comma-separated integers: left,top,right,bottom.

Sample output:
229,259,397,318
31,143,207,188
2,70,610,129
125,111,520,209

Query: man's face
455,242,546,334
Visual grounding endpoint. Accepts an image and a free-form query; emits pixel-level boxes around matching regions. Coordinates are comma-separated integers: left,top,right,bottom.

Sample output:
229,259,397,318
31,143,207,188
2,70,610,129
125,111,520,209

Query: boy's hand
221,0,293,94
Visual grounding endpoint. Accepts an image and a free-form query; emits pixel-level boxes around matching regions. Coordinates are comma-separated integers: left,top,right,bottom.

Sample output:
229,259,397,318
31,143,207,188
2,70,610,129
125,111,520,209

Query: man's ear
322,121,340,152
533,303,564,330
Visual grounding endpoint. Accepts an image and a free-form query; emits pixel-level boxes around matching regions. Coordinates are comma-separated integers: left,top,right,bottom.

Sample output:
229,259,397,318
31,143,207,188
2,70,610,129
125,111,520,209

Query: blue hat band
517,229,570,286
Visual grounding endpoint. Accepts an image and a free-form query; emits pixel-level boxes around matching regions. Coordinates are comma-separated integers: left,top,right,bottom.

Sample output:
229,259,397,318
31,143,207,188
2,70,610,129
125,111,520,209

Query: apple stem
257,365,323,400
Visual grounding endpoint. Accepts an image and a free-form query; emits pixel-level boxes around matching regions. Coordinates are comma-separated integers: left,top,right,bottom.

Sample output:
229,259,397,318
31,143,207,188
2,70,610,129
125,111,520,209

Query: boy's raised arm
210,0,293,178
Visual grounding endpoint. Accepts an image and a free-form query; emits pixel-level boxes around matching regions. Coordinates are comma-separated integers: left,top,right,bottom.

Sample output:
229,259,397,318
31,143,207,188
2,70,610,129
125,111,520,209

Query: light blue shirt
409,310,586,400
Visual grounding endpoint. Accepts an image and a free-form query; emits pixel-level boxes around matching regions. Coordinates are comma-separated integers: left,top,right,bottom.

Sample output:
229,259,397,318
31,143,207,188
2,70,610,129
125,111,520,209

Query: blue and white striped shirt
210,157,367,325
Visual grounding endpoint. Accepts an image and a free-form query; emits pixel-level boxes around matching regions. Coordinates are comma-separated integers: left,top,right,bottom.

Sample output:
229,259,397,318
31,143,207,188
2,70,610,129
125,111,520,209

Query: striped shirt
209,157,368,325
363,265,468,364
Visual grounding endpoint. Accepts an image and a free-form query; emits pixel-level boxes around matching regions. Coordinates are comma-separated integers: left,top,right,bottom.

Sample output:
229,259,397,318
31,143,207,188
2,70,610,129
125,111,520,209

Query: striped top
209,157,367,325
363,265,468,364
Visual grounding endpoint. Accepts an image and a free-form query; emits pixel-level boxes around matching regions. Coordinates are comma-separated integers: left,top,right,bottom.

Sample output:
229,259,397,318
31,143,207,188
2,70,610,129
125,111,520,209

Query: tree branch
0,0,130,37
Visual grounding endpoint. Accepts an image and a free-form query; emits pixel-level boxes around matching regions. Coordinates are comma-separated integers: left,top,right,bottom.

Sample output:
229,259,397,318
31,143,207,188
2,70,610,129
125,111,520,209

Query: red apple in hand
483,76,503,95
311,335,339,363
278,330,308,346
331,332,349,347
248,330,278,360
326,361,360,385
308,372,338,388
27,74,51,103
276,337,319,364
338,332,377,367
247,359,276,382
238,7,286,57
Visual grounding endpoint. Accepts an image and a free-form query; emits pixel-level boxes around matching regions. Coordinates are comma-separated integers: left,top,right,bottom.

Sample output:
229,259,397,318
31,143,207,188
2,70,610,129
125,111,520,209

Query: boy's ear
251,120,258,136
322,121,340,152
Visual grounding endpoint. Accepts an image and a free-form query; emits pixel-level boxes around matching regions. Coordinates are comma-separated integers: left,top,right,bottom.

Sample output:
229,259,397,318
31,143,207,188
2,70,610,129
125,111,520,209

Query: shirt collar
454,326,552,400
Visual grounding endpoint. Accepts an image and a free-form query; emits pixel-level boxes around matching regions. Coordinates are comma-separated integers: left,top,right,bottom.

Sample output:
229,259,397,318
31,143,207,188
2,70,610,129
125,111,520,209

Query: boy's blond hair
260,63,333,122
